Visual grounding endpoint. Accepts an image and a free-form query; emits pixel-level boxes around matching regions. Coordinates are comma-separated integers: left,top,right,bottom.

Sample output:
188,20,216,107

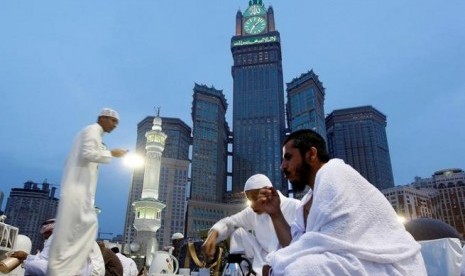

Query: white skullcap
99,108,120,120
171,232,184,240
244,174,273,192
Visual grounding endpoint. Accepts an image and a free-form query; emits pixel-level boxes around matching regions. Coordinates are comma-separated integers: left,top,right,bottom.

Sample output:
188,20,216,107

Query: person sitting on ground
11,219,56,275
202,174,300,276
111,247,138,276
97,241,123,276
259,129,427,275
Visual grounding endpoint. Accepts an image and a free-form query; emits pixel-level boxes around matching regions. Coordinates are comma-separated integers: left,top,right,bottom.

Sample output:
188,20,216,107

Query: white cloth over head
244,174,272,192
266,159,427,275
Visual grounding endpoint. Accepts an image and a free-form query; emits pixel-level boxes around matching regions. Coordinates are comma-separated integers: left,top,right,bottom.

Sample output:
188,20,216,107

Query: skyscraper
123,116,191,251
4,181,58,252
186,83,231,238
231,0,286,194
325,105,395,190
286,70,326,139
155,118,191,247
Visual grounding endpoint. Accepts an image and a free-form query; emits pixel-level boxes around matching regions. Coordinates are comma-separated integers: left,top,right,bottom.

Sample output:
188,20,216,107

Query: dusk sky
1,1,464,237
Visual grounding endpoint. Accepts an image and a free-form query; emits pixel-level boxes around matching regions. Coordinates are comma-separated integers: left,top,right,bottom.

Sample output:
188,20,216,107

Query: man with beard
259,129,427,275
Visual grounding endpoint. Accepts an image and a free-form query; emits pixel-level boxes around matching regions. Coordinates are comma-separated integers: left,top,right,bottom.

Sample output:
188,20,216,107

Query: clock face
244,16,267,35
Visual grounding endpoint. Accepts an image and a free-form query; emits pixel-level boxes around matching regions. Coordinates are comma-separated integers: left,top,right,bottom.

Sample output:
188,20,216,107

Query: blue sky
1,1,464,237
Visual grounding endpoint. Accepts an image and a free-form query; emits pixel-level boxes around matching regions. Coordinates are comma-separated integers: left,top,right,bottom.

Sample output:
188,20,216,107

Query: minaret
131,108,167,266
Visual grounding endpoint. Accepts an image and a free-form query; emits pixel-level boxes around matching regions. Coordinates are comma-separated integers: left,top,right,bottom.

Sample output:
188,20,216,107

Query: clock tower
231,0,286,195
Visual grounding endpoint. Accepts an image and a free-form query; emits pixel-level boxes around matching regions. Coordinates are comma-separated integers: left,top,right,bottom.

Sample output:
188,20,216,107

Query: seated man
260,129,427,275
202,174,300,276
11,219,105,276
11,218,56,275
111,247,138,276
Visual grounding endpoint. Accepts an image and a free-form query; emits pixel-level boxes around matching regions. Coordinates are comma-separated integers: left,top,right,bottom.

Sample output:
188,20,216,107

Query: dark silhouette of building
231,0,287,194
5,180,58,252
186,83,232,238
326,105,395,190
286,70,326,139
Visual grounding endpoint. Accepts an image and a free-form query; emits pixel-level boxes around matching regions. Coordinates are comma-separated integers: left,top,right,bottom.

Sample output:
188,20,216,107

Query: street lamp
123,153,145,168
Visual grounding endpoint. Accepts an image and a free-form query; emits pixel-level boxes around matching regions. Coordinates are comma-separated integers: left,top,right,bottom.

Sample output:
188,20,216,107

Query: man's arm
258,187,292,247
202,230,219,259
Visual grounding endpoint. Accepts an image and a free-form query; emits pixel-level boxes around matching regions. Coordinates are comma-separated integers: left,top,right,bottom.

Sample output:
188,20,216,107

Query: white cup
179,268,191,276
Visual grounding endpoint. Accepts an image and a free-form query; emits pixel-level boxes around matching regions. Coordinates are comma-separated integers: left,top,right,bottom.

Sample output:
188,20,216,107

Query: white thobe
23,235,53,275
211,191,299,276
48,123,112,276
116,253,138,276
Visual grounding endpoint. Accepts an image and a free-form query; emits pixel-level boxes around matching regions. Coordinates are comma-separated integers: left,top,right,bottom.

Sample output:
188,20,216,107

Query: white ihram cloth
116,252,138,276
48,123,112,276
211,191,299,276
266,159,427,276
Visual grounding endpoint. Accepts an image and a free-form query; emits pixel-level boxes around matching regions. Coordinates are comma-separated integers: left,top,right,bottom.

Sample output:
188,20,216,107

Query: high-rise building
186,83,231,238
286,70,326,139
155,118,191,247
0,191,4,213
382,168,465,237
4,181,58,252
410,168,465,236
231,0,286,194
326,105,395,190
123,116,191,251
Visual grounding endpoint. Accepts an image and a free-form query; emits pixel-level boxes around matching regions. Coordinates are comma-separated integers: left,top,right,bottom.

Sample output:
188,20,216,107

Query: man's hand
111,148,128,158
201,230,218,259
258,187,281,217
10,250,28,262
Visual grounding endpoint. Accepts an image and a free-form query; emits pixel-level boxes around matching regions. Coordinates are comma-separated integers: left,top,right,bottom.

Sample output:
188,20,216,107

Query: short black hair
284,129,330,162
111,247,120,254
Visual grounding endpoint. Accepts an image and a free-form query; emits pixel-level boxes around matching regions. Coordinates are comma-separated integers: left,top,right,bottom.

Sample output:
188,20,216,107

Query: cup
0,257,21,273
199,268,210,276
179,268,191,276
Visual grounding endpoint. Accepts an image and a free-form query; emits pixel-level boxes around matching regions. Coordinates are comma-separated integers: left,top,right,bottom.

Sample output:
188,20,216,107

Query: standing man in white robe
48,108,127,276
202,174,300,276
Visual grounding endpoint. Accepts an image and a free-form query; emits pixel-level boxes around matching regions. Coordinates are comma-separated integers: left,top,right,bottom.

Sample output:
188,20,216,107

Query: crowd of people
7,108,465,275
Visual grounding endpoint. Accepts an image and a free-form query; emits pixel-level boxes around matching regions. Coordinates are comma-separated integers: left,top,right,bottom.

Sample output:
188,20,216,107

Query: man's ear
306,147,317,163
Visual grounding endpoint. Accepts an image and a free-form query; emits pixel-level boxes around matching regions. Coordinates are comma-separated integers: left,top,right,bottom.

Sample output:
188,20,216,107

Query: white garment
116,253,138,276
266,159,427,275
48,123,112,276
81,241,105,276
24,235,53,275
419,238,462,276
211,191,299,275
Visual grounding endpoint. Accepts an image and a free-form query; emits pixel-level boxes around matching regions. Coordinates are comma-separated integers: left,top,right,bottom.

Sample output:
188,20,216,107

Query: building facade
382,186,441,221
410,169,465,236
123,116,191,251
326,105,395,190
155,118,191,247
286,70,326,139
382,168,465,237
231,0,286,194
187,83,230,238
4,181,58,252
